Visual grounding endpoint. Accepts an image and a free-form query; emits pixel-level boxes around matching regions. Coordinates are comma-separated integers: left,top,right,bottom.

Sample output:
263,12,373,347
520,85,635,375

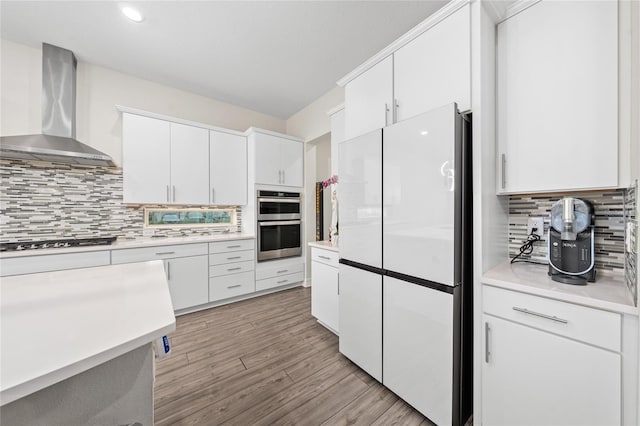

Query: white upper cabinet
344,56,393,140
342,3,471,140
497,0,618,194
122,113,171,204
394,4,470,121
210,131,247,205
170,123,210,205
254,133,281,185
279,138,304,187
253,132,303,187
122,113,210,205
122,109,250,206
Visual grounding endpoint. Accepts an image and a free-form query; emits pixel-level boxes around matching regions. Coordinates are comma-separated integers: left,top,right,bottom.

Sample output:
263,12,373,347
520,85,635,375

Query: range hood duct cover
0,43,115,167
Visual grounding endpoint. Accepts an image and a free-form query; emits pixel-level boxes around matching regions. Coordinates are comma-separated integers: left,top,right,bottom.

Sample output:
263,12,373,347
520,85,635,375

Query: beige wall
286,85,344,142
1,39,286,166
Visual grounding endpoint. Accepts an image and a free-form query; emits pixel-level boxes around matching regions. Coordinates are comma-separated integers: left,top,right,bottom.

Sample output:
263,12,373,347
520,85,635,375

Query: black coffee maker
548,197,596,285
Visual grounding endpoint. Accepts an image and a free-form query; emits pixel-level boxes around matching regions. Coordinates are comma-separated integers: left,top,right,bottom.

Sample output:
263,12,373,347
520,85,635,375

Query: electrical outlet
527,217,544,238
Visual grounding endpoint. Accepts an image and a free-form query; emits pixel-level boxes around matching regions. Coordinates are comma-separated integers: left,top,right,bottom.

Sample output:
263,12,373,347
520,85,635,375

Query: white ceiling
0,1,448,119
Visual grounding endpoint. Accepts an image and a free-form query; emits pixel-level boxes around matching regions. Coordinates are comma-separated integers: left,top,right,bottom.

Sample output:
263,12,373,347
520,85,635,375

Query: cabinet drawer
0,251,110,277
209,271,255,302
209,239,254,254
209,250,254,266
483,285,621,351
256,261,304,281
256,271,304,292
311,247,339,268
111,243,208,264
210,260,255,277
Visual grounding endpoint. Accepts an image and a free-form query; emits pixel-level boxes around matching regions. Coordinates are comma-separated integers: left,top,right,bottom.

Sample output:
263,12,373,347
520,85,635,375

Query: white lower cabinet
0,251,110,277
310,247,339,333
208,240,255,302
255,260,304,292
165,255,209,311
482,286,621,426
209,271,255,302
338,264,382,382
112,243,209,312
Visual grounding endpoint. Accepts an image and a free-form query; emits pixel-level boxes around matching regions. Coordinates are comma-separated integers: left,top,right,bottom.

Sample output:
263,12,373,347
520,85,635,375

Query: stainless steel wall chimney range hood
0,43,115,167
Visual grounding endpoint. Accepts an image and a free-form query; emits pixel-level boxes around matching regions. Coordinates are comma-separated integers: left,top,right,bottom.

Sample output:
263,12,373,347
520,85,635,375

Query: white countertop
0,260,176,405
308,240,339,253
0,233,256,259
482,261,637,315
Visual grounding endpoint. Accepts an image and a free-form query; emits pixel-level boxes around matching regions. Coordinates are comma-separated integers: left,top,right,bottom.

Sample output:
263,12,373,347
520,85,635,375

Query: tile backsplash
509,186,638,305
509,190,626,271
0,159,242,242
624,182,637,303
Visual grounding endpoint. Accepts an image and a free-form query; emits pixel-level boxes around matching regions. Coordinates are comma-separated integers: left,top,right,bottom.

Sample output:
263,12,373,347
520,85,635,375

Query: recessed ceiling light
121,5,144,23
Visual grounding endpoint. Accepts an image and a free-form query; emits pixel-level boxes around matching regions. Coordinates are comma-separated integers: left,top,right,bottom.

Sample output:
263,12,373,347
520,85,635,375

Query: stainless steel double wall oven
256,190,302,261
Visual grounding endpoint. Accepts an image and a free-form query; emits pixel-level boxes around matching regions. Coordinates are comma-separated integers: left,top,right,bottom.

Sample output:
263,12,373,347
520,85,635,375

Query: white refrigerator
338,103,472,426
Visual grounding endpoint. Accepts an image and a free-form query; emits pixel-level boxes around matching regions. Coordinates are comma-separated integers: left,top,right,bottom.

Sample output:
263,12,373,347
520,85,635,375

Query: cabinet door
344,55,393,140
210,131,247,205
311,260,339,333
166,255,209,311
169,123,210,205
254,133,282,185
497,0,618,193
122,113,170,204
383,276,453,426
338,264,382,382
394,4,471,121
482,314,621,426
280,139,303,187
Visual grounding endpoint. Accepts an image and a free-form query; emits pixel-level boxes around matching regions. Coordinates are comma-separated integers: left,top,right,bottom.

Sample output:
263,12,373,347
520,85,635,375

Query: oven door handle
258,220,302,226
257,198,301,203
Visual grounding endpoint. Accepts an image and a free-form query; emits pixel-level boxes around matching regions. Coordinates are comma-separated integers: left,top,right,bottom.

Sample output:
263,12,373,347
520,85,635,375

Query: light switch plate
528,217,544,238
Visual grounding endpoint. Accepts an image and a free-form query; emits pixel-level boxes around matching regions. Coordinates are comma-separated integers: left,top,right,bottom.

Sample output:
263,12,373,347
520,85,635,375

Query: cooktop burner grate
0,236,118,252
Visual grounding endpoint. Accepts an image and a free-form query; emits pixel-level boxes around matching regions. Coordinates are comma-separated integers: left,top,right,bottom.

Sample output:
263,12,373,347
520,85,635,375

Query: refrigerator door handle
485,322,491,363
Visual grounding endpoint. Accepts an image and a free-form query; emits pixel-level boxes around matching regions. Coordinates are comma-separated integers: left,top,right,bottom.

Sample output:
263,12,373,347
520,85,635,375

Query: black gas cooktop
0,236,118,252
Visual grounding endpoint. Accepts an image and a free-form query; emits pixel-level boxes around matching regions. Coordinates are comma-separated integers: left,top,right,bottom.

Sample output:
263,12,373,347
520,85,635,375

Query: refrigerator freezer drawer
338,264,382,382
383,275,454,426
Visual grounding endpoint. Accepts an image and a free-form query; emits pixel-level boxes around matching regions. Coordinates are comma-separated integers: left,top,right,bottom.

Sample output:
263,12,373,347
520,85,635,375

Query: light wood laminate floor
154,286,434,425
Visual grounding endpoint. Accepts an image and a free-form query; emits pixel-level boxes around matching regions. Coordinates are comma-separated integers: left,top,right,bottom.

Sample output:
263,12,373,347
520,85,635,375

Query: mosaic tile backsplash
509,186,638,306
0,159,242,242
624,182,637,304
508,190,626,272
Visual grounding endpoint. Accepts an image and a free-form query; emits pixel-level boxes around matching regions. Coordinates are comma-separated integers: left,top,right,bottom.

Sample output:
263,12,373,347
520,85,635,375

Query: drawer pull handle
318,255,331,260
512,307,568,324
227,245,241,249
277,279,288,284
227,267,242,271
227,284,242,289
227,256,241,260
156,251,175,256
277,269,288,274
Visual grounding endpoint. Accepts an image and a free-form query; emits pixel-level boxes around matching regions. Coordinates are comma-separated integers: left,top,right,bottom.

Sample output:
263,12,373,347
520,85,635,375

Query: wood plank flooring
154,286,435,426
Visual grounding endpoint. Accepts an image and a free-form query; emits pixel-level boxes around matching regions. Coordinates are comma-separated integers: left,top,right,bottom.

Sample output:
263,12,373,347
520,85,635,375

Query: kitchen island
0,260,175,425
